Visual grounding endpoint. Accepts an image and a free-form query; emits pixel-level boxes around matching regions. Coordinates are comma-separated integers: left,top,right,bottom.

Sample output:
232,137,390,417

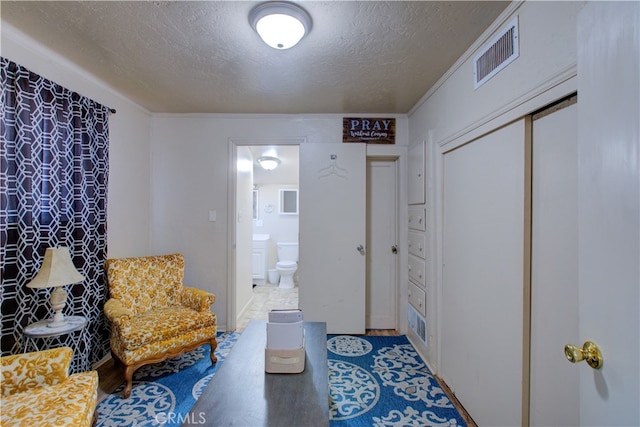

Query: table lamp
26,247,85,328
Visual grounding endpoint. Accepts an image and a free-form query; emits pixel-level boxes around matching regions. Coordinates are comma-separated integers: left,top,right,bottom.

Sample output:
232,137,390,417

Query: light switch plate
208,210,216,222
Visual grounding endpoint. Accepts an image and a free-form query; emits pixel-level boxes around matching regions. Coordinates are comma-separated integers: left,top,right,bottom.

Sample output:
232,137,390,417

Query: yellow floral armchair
104,253,218,398
0,347,98,426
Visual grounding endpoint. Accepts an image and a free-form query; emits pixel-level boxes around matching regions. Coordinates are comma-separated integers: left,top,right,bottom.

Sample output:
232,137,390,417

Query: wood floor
97,284,475,425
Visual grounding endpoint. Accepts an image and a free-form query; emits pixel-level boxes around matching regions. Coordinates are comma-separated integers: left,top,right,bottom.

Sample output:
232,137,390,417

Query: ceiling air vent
474,17,519,90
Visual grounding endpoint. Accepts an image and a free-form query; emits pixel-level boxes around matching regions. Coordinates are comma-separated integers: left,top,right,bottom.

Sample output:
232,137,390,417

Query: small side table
23,315,89,374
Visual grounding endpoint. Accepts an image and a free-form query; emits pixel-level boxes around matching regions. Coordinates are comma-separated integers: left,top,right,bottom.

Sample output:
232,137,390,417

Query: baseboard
435,373,478,427
236,294,256,324
406,333,476,425
92,353,112,370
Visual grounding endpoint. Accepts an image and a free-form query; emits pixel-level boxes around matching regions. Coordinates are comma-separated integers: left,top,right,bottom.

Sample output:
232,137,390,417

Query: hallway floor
236,284,298,331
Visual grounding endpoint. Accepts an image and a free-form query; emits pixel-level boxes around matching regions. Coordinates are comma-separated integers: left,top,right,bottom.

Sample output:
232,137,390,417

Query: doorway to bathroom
229,139,303,331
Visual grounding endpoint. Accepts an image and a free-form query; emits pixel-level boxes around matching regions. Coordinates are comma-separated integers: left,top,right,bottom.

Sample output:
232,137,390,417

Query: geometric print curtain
0,57,110,368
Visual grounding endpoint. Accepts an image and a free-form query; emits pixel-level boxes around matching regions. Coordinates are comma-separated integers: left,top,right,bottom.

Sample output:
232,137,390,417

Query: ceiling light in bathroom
257,156,281,171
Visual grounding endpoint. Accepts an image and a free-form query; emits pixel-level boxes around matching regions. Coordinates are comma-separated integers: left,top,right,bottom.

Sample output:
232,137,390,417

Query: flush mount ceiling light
257,156,281,170
249,1,312,50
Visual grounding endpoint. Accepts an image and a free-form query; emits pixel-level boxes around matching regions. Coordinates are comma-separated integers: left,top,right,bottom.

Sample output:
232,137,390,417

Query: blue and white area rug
97,333,464,426
328,335,466,427
96,332,239,427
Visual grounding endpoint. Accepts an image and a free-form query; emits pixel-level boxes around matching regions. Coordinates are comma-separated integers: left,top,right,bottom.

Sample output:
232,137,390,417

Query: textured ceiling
1,1,509,114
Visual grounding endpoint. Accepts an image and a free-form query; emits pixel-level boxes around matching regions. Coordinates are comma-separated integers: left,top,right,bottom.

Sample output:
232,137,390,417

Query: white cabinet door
299,143,366,334
252,244,267,280
408,141,426,204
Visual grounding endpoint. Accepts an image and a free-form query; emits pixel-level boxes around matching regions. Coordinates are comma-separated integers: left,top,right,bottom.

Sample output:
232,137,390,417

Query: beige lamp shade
26,247,84,328
26,247,84,289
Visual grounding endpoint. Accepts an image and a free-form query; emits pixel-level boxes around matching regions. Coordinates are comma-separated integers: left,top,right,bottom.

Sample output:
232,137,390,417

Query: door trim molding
522,115,532,427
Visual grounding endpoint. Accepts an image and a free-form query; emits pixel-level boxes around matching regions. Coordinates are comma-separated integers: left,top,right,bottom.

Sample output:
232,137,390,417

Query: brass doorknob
564,341,603,369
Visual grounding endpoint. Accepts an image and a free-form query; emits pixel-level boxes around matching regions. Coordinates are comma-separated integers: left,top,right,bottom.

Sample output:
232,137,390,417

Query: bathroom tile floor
236,284,299,331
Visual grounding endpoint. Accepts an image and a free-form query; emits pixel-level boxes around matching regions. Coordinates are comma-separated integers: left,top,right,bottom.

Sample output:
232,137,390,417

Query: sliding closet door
441,119,526,427
529,100,579,426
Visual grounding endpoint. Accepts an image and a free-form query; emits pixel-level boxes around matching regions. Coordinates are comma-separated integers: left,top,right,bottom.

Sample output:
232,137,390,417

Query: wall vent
408,304,427,345
474,17,519,89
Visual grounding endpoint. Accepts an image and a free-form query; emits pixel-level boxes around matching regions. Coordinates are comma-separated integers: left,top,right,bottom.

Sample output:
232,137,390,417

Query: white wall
149,115,408,330
406,0,583,375
1,23,153,258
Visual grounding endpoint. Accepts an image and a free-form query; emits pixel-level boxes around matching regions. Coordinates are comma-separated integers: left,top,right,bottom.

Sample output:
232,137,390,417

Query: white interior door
530,100,579,426
441,120,526,427
366,158,397,329
576,3,639,424
299,143,366,334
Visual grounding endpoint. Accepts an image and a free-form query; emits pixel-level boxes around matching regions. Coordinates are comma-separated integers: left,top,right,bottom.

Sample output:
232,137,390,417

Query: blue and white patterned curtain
0,57,110,367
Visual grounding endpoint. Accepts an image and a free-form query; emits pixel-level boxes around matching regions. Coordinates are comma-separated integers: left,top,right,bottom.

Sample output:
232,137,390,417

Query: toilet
275,242,298,289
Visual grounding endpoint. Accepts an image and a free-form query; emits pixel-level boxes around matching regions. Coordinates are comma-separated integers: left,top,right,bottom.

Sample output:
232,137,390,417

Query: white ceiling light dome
249,1,312,50
257,156,281,170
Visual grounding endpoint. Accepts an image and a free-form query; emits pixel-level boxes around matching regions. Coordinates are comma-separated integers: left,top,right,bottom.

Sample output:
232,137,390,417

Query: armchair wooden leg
210,337,218,365
123,365,135,399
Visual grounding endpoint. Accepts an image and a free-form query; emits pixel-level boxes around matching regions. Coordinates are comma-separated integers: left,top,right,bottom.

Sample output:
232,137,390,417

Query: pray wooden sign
343,118,395,144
